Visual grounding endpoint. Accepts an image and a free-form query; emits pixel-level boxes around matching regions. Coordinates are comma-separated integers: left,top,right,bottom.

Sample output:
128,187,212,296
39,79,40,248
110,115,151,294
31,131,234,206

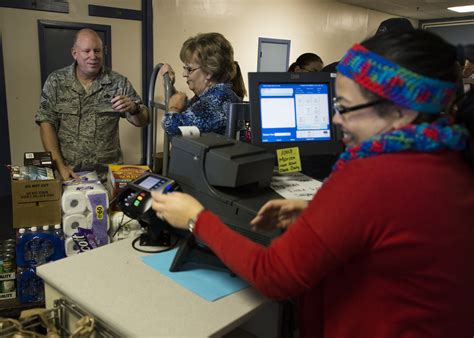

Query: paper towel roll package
65,231,111,256
85,186,109,212
64,237,80,257
63,213,91,237
85,188,109,246
86,211,110,230
61,185,87,215
109,211,141,241
76,171,99,182
63,171,99,185
62,181,109,215
110,211,140,232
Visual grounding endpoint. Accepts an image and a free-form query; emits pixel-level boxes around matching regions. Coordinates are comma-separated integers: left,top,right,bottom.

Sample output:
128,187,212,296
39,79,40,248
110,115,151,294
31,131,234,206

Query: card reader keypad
117,173,179,222
124,191,147,208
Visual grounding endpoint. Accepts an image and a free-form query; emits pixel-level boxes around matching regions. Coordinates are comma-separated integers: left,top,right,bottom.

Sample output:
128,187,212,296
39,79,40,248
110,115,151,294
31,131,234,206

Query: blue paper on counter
142,248,249,301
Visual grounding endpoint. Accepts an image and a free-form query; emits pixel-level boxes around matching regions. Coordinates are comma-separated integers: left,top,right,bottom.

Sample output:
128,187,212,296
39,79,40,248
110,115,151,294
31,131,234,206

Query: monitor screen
248,72,343,157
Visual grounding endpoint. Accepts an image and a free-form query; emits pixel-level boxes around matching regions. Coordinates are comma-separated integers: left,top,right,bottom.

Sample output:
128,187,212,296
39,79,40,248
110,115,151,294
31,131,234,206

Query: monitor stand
169,234,231,273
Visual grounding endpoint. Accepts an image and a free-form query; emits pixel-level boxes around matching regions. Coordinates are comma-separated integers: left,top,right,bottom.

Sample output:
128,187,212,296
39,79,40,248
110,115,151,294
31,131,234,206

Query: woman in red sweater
152,30,474,338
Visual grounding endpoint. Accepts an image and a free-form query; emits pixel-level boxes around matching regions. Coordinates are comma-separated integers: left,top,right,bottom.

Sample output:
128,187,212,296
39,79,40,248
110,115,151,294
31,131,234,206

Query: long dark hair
288,53,323,72
359,29,474,166
231,61,247,99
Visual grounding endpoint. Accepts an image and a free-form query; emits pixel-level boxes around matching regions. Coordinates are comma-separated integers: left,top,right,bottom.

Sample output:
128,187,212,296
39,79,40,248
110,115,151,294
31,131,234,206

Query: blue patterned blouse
162,83,240,136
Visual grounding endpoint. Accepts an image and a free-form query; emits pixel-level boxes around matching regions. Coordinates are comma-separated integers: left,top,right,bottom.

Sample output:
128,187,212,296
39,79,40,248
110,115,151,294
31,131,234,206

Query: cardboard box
11,177,61,228
106,164,150,198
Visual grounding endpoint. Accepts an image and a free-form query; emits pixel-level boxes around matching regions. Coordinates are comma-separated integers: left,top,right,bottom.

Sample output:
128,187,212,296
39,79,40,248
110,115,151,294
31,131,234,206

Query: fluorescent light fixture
448,5,474,13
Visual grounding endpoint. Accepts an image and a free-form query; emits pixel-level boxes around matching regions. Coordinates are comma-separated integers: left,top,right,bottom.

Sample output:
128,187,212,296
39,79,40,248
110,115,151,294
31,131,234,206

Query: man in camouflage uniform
35,28,149,181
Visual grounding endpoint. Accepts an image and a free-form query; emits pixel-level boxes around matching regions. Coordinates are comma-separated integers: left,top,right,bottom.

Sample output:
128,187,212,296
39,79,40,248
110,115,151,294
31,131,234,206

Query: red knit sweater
195,151,474,338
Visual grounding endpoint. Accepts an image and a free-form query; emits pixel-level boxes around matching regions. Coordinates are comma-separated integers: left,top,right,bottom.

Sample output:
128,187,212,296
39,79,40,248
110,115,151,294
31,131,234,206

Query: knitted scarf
333,118,469,172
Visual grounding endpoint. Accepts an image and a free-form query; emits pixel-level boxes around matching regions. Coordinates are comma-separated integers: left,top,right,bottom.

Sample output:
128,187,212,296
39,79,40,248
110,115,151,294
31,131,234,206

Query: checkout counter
37,133,299,337
36,236,280,337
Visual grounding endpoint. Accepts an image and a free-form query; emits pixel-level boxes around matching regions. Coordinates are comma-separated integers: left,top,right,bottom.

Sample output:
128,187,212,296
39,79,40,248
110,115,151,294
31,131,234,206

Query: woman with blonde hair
159,32,244,136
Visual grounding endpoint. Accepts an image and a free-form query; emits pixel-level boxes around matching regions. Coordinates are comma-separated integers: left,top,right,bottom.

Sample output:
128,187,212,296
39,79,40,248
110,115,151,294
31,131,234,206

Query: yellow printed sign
276,147,302,174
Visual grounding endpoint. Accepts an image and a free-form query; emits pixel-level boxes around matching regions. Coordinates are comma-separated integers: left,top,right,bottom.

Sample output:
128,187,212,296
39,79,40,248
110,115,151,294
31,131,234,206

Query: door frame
0,35,12,197
37,20,112,85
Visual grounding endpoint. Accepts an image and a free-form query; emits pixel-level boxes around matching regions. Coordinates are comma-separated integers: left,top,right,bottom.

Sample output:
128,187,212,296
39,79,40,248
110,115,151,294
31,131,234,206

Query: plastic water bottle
26,226,54,266
22,227,38,265
15,228,29,268
52,224,66,259
17,227,26,240
17,266,44,303
16,227,47,304
41,225,55,263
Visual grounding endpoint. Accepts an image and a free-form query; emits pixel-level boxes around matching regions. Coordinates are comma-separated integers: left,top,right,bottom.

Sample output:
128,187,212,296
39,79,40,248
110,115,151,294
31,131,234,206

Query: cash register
117,133,281,271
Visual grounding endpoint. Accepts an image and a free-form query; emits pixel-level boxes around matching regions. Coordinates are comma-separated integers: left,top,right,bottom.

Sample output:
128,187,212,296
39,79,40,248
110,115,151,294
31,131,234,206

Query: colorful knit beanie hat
336,43,458,113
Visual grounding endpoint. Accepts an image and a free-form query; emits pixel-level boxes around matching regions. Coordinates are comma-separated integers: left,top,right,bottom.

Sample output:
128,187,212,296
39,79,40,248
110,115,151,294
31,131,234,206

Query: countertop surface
37,236,268,337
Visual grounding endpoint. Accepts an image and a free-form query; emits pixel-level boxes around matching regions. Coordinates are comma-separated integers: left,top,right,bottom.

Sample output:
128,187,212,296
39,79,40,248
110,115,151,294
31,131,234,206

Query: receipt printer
116,172,179,224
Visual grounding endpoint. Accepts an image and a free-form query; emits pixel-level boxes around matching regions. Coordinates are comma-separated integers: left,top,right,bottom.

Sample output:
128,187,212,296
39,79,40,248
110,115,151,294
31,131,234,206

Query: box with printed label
0,291,16,300
106,164,150,198
11,177,62,228
0,272,16,301
0,272,15,281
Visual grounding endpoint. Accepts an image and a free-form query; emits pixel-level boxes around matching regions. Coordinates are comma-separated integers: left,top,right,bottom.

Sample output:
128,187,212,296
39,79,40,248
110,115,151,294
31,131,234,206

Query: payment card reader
117,172,178,221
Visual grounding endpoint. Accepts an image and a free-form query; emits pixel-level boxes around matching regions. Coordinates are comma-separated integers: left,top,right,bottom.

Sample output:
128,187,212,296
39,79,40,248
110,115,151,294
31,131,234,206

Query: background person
158,32,243,136
34,28,148,181
231,61,247,99
458,45,474,79
288,52,324,72
374,17,414,36
152,29,474,338
292,53,338,179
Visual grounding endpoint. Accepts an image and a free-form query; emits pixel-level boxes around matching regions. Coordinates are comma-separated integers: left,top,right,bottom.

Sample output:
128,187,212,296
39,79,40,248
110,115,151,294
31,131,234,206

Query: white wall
152,0,410,150
1,0,413,166
0,0,143,166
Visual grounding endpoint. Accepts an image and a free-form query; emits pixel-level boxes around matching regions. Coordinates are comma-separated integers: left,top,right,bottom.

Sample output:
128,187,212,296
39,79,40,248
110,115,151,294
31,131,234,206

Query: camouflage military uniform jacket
35,63,144,172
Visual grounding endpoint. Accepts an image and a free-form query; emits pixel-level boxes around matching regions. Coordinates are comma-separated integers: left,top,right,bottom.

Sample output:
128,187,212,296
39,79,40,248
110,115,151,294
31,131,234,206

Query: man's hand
168,92,187,112
151,191,204,229
57,163,78,181
250,199,309,232
111,95,137,114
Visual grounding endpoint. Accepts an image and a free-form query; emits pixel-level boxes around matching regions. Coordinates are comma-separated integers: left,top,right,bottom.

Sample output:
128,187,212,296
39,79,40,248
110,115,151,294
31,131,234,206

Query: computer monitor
248,72,343,157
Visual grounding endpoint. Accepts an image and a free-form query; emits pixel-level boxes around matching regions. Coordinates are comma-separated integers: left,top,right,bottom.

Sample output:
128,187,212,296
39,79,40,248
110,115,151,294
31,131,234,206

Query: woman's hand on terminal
250,199,309,232
151,191,204,230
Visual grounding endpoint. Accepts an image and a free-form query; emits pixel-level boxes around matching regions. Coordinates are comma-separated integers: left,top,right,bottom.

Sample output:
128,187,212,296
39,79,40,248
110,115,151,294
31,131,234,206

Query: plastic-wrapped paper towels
63,213,91,237
109,211,141,242
61,173,110,255
61,181,109,215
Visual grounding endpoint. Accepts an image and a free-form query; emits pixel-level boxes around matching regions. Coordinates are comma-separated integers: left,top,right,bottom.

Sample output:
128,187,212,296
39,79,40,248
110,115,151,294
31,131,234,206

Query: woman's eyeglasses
333,97,386,115
182,65,201,75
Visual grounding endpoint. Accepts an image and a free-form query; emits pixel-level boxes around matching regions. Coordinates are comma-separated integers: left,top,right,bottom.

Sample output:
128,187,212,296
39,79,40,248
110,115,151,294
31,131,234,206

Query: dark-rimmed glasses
333,97,386,115
182,65,201,75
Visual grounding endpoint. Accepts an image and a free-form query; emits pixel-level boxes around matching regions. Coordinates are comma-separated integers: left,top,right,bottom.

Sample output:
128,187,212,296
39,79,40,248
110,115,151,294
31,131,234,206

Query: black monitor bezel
248,72,342,157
